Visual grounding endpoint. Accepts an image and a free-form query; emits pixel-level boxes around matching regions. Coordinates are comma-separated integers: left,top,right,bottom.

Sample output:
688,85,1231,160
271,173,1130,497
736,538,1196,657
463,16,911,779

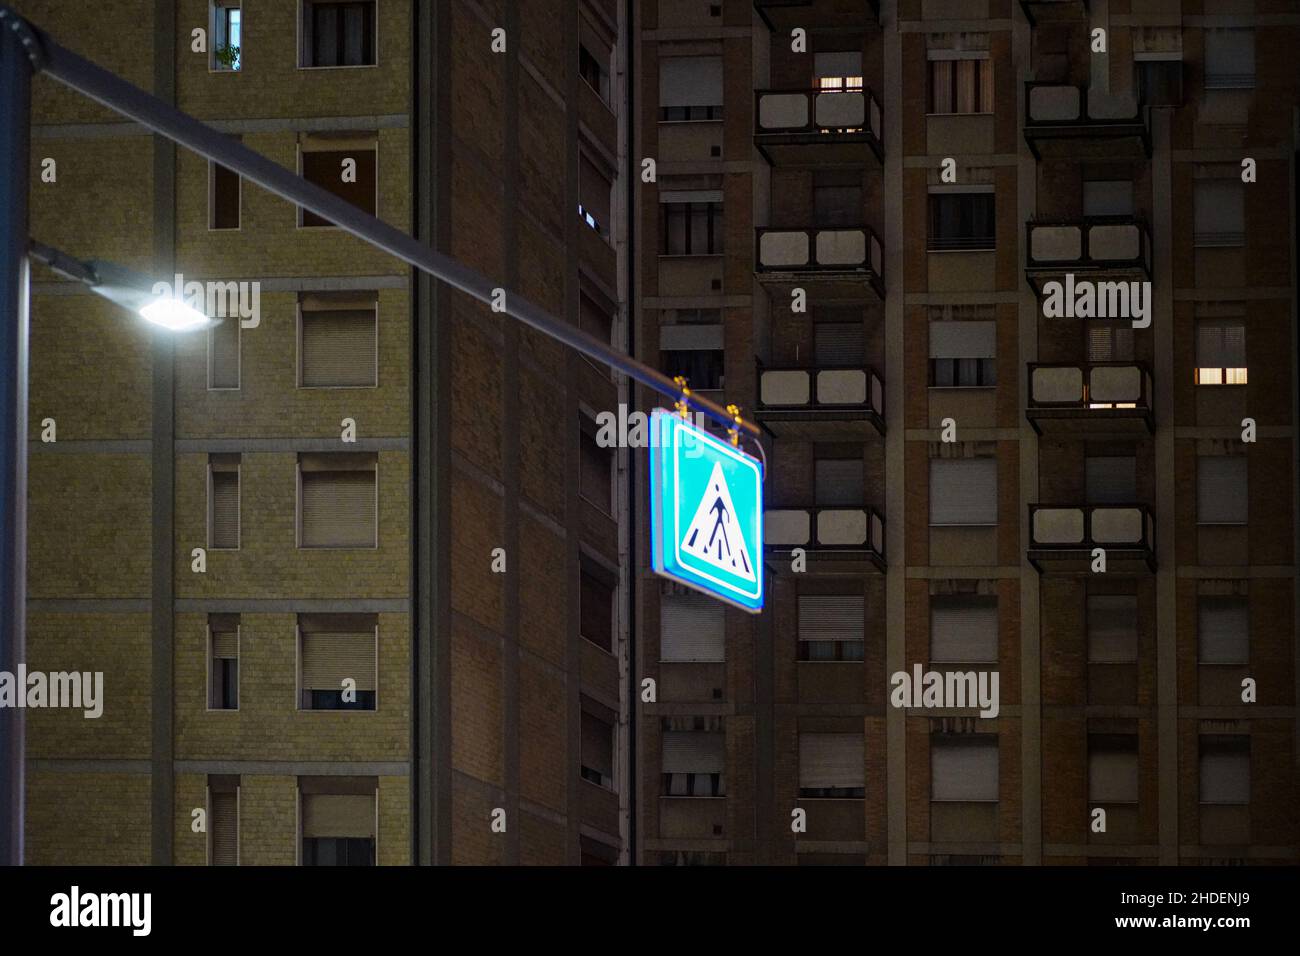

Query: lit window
1195,321,1247,385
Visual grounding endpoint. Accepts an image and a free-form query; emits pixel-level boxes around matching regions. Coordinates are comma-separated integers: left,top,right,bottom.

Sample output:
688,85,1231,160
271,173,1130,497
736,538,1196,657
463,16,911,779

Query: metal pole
0,9,32,867
7,7,760,441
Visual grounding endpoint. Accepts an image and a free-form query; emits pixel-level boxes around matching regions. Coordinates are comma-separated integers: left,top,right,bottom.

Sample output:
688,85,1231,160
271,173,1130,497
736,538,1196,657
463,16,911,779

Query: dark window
301,148,377,227
928,193,995,251
303,1,376,68
663,772,725,797
929,357,997,386
1137,60,1182,106
662,349,724,390
579,44,607,101
211,161,240,229
308,689,376,710
214,658,239,709
579,421,612,512
580,568,614,652
661,202,722,255
303,837,374,866
660,105,723,121
798,641,865,662
929,58,993,113
813,171,862,229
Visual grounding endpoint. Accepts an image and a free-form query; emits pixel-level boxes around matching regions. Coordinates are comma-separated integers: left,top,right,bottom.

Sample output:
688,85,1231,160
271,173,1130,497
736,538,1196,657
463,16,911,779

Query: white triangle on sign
680,461,756,582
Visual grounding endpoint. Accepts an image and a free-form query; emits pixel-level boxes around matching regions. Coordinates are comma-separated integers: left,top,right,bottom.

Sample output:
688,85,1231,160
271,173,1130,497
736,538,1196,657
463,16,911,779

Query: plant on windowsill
214,44,240,71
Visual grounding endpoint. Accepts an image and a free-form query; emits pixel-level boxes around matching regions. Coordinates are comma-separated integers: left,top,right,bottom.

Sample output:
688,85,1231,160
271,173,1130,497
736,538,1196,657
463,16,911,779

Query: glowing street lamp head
139,295,208,331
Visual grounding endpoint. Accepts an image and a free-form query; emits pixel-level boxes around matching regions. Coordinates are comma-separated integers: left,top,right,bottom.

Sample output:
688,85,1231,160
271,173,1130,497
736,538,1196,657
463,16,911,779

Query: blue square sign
650,408,764,613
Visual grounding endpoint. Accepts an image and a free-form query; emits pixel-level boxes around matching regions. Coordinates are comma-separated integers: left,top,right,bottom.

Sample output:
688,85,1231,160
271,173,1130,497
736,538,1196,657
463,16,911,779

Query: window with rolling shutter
1198,596,1249,664
659,56,723,120
299,453,377,548
1204,29,1255,90
1193,181,1244,247
1197,456,1247,525
1087,323,1135,363
661,593,725,662
930,595,997,663
209,790,238,865
1195,320,1247,385
1083,180,1134,217
1087,595,1138,663
931,736,998,802
209,614,240,710
581,567,614,652
929,321,996,387
1199,736,1249,805
661,730,725,797
300,145,377,226
580,710,615,790
930,457,997,526
208,318,239,389
798,595,864,662
815,456,864,507
815,51,863,90
299,295,378,387
580,292,613,346
1086,456,1137,505
798,733,865,797
208,455,240,550
579,417,612,513
299,614,376,710
1088,735,1139,804
814,321,865,366
301,784,377,866
579,152,612,236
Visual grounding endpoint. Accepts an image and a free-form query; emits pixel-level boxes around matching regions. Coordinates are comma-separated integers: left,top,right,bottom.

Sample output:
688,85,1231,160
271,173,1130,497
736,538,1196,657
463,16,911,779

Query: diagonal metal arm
7,6,760,440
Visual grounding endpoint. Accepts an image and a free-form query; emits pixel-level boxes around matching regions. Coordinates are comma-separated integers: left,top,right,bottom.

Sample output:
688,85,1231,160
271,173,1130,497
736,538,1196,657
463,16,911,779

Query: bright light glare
139,296,208,331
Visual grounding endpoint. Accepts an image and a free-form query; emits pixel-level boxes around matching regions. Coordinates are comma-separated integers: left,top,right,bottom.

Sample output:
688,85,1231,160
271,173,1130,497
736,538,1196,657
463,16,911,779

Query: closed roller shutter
301,630,375,691
1196,322,1246,369
1086,456,1136,504
208,319,239,389
661,731,724,774
931,737,998,802
581,711,614,780
814,322,865,366
798,595,864,642
929,321,995,359
798,733,864,790
1089,738,1139,803
661,593,725,661
301,309,377,387
931,596,997,662
815,458,863,507
1199,737,1249,804
1197,456,1247,525
659,57,722,108
1198,597,1249,664
930,458,997,526
210,791,238,865
210,468,239,549
301,468,376,548
301,793,375,838
210,627,239,660
1087,595,1138,662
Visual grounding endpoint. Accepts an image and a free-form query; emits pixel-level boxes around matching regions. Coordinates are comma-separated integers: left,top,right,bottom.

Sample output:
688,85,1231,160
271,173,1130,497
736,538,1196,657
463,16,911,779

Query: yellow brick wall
26,771,151,865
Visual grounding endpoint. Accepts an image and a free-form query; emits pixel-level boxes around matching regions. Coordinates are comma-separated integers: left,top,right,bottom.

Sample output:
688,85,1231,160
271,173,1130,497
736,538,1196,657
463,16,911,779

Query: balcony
1026,362,1154,435
1023,83,1150,160
755,88,883,166
1028,504,1156,573
753,0,879,31
755,227,885,300
756,361,885,439
1025,217,1151,294
1020,0,1089,25
765,506,885,573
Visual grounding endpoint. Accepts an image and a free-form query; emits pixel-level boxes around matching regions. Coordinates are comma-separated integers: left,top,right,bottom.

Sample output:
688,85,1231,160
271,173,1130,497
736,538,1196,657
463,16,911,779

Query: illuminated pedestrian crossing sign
650,409,764,613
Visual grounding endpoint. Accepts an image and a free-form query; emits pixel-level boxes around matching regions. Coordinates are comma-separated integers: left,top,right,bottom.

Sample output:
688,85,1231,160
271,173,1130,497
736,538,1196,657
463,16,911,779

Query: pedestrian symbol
680,462,756,582
650,409,764,613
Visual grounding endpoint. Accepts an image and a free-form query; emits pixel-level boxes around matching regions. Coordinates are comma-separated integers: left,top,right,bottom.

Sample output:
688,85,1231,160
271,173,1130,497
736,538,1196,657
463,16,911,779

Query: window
798,733,865,798
662,727,725,796
814,316,865,366
1083,180,1134,218
930,595,997,663
300,777,376,866
813,171,861,228
1087,595,1138,663
579,416,612,512
301,1,376,68
659,56,723,121
1087,322,1135,363
208,316,240,389
931,736,997,802
1204,29,1255,90
580,292,614,346
1197,456,1247,525
580,706,615,790
815,455,863,507
298,614,377,710
1137,60,1182,107
579,42,610,102
814,51,863,91
1086,455,1137,504
209,156,240,229
210,3,241,71
1198,596,1249,664
208,614,239,710
208,775,239,865
798,595,864,662
1193,180,1244,248
672,307,722,325
930,457,997,526
298,292,379,387
928,192,995,251
1195,320,1247,385
928,56,993,114
661,592,725,662
1199,736,1249,805
208,454,240,550
298,453,378,548
1089,735,1138,804
661,200,722,255
929,321,996,386
299,134,377,226
580,563,614,652
579,152,612,237
661,348,724,391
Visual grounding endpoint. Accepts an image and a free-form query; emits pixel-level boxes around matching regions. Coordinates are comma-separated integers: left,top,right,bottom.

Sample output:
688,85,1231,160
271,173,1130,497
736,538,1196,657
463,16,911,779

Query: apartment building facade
19,0,631,865
635,0,1300,865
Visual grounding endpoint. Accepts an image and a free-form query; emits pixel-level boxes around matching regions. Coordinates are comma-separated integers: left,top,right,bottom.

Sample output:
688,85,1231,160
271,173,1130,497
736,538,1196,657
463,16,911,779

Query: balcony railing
765,506,885,563
754,87,883,162
1023,83,1151,158
1027,363,1154,433
758,361,883,412
1029,503,1155,571
755,226,885,295
1026,216,1151,277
